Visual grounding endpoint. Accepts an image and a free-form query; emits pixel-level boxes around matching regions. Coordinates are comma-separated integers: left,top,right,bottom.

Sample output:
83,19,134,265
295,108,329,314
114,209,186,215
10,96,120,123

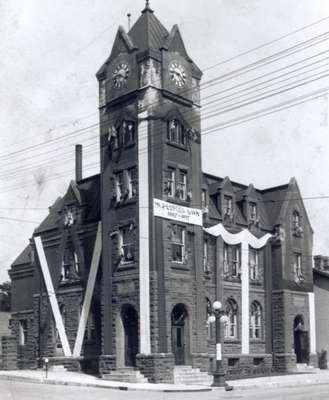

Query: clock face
112,63,130,88
169,62,186,87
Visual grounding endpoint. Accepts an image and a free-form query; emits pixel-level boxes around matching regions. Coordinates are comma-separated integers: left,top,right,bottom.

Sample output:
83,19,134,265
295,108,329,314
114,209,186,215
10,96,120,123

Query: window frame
171,225,186,264
249,202,257,221
224,299,238,339
293,252,303,282
249,248,259,281
119,226,135,264
223,195,233,217
177,170,187,200
250,301,262,340
127,167,138,199
167,119,186,146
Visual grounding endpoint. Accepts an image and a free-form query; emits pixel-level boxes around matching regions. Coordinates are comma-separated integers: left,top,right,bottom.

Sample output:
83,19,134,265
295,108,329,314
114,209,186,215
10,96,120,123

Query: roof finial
127,13,131,30
142,0,153,13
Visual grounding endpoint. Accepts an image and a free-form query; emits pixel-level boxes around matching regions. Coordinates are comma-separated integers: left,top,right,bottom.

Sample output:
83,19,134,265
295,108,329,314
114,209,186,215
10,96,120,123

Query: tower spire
142,0,153,13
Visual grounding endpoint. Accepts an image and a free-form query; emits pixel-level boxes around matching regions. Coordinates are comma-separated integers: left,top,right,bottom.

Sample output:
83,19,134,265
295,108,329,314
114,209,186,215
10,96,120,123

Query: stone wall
99,354,116,376
1,336,17,370
136,353,174,383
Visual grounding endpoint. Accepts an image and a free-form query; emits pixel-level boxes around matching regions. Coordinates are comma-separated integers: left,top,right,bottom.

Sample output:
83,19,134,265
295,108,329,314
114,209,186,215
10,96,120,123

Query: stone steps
102,367,148,383
293,363,319,373
49,365,67,372
173,365,213,386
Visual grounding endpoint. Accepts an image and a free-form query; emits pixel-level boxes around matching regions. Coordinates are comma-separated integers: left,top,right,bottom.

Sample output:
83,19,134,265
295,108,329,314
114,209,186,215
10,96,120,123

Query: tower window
115,171,124,201
18,320,28,346
249,248,259,281
250,301,262,339
176,170,187,200
127,168,138,198
122,120,135,145
119,226,135,263
171,225,185,263
292,211,303,236
202,189,208,213
167,119,186,146
164,169,175,197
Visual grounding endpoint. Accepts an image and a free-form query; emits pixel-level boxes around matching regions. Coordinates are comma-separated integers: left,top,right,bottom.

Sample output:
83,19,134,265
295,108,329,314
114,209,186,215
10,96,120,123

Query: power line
1,28,329,164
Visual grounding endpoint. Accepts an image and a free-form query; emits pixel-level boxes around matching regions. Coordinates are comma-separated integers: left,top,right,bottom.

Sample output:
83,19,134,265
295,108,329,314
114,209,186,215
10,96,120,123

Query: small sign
153,198,203,226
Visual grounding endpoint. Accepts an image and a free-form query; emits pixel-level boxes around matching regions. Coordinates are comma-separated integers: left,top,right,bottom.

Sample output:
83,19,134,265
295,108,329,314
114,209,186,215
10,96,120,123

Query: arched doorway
294,315,309,363
171,304,189,365
121,305,138,367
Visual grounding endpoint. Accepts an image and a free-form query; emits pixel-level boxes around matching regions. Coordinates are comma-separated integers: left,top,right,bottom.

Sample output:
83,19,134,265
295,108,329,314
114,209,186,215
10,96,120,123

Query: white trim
308,292,316,354
73,222,102,357
34,236,72,357
138,111,151,354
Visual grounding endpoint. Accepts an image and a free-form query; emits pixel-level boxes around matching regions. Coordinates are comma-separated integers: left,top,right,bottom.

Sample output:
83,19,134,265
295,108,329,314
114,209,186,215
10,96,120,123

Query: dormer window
292,211,303,237
249,202,257,221
167,119,186,146
224,195,233,217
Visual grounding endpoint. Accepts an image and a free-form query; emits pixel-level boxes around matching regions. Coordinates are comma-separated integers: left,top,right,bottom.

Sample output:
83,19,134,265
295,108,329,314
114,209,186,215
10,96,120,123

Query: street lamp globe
220,315,230,324
213,300,222,311
208,315,216,324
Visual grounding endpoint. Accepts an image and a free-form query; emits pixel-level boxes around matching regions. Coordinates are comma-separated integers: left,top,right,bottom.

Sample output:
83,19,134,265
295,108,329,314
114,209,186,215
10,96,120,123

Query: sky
1,0,329,283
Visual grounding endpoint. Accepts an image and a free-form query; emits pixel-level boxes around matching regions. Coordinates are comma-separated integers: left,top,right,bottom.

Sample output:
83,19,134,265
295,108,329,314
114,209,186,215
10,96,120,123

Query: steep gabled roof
128,5,168,53
12,245,32,267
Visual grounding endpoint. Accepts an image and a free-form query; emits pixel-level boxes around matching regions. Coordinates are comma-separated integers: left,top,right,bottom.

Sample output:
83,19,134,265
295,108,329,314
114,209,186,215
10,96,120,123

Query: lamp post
209,300,229,387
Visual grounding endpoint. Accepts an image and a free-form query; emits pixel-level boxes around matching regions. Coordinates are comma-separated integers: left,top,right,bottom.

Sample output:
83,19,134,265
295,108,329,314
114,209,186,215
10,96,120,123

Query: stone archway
294,314,309,364
171,304,189,365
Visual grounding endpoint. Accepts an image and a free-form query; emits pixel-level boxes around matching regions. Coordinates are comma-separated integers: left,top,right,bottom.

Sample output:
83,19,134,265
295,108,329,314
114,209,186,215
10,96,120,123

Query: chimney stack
75,144,82,182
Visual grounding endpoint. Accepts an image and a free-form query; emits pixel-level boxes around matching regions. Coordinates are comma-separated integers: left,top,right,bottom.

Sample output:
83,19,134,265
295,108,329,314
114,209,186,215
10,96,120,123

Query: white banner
153,198,203,226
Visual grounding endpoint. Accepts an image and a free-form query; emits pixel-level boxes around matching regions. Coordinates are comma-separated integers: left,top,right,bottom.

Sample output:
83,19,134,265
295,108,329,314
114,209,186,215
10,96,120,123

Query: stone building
6,3,317,382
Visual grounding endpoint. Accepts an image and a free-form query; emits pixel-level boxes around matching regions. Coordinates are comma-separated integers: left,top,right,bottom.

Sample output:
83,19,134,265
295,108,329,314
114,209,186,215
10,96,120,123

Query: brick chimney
75,144,82,182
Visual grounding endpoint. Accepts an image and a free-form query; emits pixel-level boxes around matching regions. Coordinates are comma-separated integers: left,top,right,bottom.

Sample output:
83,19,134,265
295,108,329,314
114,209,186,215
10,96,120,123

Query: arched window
224,298,238,339
167,119,186,146
292,211,301,229
250,301,262,339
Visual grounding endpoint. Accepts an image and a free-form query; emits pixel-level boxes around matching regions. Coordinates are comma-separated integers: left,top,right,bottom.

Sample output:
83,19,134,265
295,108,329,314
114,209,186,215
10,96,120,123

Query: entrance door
122,305,138,367
171,304,188,365
294,315,310,364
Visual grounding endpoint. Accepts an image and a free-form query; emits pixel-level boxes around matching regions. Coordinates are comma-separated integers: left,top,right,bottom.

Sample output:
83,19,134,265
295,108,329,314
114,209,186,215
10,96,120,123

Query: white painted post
241,238,249,355
138,111,151,355
34,236,72,357
73,223,102,357
308,292,316,354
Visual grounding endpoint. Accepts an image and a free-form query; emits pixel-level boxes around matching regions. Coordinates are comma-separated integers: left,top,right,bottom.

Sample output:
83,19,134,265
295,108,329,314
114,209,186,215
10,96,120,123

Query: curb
230,378,329,391
0,374,212,393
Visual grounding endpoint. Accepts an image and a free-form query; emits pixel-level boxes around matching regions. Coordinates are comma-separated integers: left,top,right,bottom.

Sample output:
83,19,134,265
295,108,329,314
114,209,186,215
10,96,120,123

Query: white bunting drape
204,223,272,354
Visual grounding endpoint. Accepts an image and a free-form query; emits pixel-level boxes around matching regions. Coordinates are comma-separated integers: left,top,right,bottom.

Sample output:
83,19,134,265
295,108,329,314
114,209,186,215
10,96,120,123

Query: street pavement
2,380,329,400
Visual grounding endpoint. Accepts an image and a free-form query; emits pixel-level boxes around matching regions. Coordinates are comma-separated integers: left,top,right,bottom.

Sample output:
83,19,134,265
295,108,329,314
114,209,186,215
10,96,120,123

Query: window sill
118,262,136,270
171,263,189,271
166,140,188,151
114,197,137,208
163,196,190,207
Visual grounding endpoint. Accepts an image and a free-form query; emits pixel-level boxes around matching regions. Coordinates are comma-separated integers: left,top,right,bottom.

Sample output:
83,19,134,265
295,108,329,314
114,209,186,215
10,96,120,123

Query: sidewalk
1,369,329,392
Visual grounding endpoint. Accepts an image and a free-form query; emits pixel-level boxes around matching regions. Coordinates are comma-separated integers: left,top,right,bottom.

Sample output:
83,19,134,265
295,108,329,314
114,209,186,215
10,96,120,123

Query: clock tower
96,2,205,381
